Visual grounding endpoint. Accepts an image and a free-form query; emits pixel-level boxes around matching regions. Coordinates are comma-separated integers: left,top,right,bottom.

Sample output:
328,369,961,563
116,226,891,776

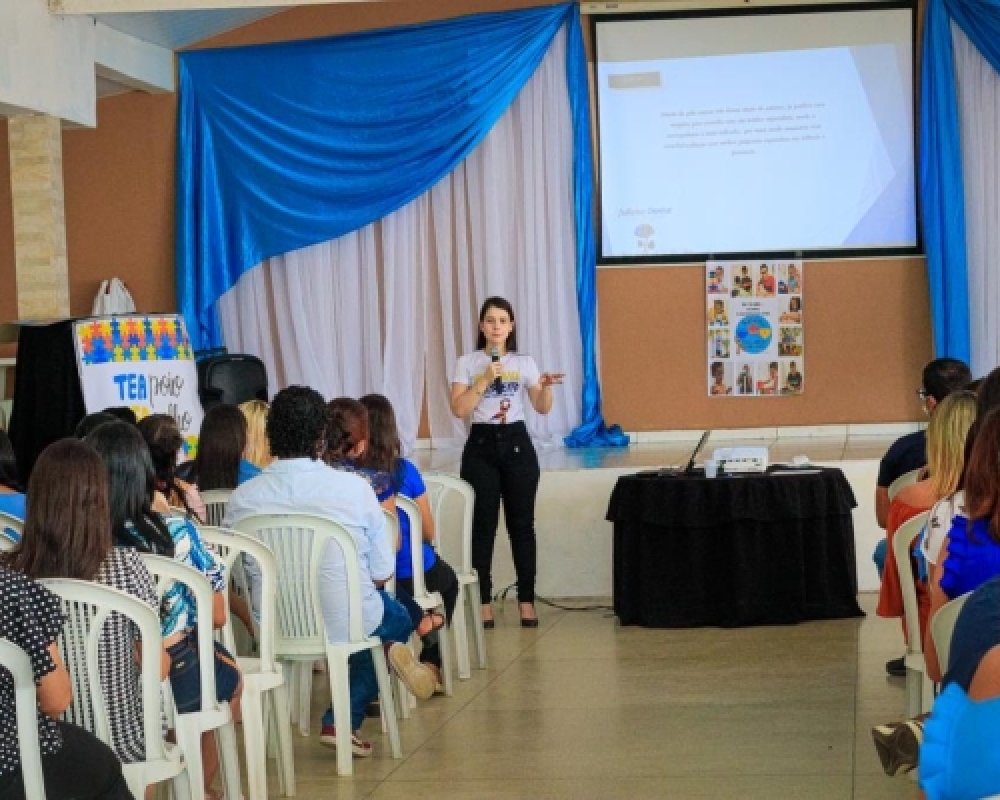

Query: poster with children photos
707,260,804,397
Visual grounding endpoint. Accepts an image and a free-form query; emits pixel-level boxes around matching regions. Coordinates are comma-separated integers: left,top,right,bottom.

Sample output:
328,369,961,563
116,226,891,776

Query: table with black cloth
607,467,864,628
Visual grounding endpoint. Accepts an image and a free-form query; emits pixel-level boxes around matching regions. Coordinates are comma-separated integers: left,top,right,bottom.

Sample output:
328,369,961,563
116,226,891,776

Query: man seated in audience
224,385,436,757
874,358,970,678
875,358,972,531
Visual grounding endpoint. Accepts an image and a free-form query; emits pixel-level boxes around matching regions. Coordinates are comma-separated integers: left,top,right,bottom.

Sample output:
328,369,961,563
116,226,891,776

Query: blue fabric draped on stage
921,0,1000,363
176,3,627,447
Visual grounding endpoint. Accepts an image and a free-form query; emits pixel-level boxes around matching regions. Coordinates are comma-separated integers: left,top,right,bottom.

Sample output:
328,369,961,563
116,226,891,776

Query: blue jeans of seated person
873,538,888,578
322,589,414,733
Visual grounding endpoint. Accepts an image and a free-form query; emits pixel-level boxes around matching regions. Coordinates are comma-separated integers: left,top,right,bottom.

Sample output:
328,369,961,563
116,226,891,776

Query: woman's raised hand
539,372,565,387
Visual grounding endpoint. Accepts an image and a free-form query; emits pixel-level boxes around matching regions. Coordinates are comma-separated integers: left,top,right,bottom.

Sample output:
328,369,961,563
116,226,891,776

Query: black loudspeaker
197,354,268,410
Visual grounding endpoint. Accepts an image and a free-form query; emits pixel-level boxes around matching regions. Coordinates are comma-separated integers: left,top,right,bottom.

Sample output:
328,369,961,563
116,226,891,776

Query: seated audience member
239,400,273,469
4,439,168,767
921,366,1000,572
73,412,118,440
225,387,436,757
85,422,241,798
0,564,135,799
359,393,459,686
919,578,1000,799
873,407,1000,777
877,392,976,677
0,429,25,536
104,406,138,426
181,404,261,489
137,414,206,523
875,358,972,532
325,399,443,639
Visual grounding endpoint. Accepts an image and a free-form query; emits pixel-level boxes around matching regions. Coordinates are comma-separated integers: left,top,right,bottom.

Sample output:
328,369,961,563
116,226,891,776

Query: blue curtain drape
921,0,1000,362
177,3,627,447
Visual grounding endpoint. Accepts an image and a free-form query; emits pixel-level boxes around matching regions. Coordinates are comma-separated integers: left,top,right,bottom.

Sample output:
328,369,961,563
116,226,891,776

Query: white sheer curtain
219,27,581,450
954,23,1000,377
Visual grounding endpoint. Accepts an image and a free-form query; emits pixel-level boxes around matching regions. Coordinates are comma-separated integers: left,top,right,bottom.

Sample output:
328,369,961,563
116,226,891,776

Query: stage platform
411,424,918,600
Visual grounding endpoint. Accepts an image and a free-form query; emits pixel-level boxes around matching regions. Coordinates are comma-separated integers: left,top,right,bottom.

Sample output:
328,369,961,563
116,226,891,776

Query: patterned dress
93,548,159,762
0,566,65,776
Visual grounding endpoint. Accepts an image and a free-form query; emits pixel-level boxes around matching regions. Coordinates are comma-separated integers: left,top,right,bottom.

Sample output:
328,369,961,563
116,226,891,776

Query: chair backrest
140,554,223,715
888,468,923,501
931,591,972,677
893,511,931,656
231,513,367,656
381,509,398,595
0,639,46,798
200,490,233,528
196,525,277,672
0,510,23,548
423,474,474,574
396,495,428,597
39,579,168,766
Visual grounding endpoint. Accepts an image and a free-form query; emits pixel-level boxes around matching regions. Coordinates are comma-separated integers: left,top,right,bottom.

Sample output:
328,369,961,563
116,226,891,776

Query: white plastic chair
200,490,233,528
931,591,972,680
231,513,402,777
888,468,923,501
424,474,486,679
197,526,296,800
0,510,23,549
141,554,242,800
397,495,454,697
892,511,935,717
0,640,47,799
39,579,190,800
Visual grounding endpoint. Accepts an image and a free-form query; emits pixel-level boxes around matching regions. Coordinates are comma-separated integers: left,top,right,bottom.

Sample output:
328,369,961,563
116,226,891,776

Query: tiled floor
264,592,921,799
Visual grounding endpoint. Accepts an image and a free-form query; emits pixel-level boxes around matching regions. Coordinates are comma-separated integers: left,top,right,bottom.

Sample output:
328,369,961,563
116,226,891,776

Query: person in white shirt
225,386,435,757
450,297,564,629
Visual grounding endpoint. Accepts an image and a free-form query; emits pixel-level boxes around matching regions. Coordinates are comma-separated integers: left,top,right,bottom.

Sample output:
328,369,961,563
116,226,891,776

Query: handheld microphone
490,346,503,394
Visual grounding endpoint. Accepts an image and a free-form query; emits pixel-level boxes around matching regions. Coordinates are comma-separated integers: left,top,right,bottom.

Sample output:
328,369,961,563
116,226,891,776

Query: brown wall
63,92,178,317
0,0,934,427
599,257,932,430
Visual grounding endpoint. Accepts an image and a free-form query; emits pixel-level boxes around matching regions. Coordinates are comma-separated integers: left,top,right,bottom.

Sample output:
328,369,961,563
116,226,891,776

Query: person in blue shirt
359,394,458,682
0,429,25,541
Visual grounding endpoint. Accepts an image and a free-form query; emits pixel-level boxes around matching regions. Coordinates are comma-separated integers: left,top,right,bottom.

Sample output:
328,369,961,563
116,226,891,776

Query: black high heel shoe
481,604,495,630
519,603,539,628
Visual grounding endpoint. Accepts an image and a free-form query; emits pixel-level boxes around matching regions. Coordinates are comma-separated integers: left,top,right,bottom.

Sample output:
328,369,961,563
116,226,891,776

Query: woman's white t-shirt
922,490,965,566
452,351,541,424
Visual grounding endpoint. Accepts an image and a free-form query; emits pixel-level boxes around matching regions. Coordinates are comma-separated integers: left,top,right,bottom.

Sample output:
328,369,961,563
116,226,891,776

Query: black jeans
398,557,459,668
460,421,540,604
0,721,134,799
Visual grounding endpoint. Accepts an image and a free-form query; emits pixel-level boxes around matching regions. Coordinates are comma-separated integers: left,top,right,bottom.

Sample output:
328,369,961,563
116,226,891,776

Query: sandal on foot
415,611,446,637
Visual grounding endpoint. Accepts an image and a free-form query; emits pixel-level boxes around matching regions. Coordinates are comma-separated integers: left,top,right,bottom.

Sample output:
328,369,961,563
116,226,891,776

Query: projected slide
595,9,916,259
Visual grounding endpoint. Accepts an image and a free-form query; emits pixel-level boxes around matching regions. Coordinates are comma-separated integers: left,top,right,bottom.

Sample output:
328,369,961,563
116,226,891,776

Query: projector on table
712,447,768,474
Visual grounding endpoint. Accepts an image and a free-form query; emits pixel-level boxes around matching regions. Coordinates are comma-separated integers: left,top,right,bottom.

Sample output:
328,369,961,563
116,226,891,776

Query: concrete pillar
8,114,69,319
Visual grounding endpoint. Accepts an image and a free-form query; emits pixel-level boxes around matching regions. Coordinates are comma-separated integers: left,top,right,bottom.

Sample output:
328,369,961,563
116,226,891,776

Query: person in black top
875,358,972,530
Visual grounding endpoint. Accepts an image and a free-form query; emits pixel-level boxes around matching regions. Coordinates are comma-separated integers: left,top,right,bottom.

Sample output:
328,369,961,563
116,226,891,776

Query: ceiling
94,7,285,50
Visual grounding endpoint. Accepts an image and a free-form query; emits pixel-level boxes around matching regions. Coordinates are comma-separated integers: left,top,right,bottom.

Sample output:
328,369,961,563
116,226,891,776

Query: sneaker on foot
871,719,923,776
319,724,373,757
388,642,436,700
885,656,907,678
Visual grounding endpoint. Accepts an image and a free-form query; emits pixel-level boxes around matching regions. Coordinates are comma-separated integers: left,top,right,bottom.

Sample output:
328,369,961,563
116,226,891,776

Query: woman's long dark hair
0,429,22,492
325,398,369,464
3,439,111,581
137,414,194,518
963,408,1000,543
193,405,247,491
475,296,518,351
359,394,402,484
85,421,174,556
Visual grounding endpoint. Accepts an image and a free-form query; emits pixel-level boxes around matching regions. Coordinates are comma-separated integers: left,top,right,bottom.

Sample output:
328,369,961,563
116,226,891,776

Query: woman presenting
450,297,563,628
